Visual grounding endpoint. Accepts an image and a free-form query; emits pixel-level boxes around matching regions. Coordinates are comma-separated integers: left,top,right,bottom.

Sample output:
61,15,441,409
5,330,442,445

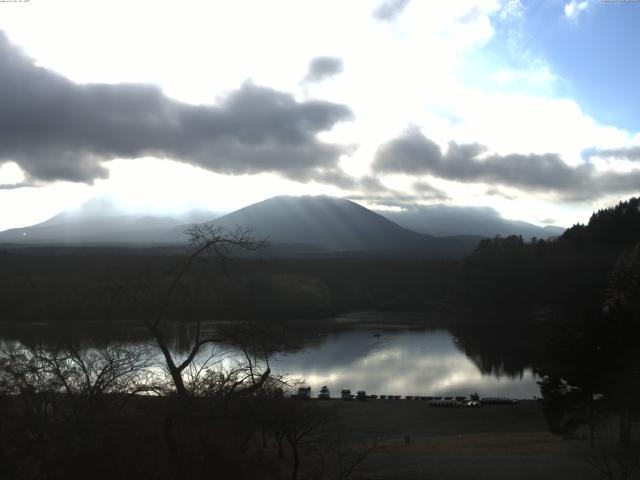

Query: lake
268,326,539,399
0,312,541,399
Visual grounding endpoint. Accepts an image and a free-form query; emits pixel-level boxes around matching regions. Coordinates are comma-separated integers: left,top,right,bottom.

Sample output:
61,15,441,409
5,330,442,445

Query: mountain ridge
205,195,479,255
378,204,564,239
0,194,564,256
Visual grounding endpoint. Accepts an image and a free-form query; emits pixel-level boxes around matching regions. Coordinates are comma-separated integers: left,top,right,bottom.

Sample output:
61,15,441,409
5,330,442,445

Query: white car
318,386,330,400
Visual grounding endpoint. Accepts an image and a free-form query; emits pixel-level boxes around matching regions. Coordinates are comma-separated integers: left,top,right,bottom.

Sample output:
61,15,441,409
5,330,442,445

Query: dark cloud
372,129,640,201
412,181,450,201
313,169,358,189
347,178,449,208
0,31,353,184
358,175,388,193
0,182,33,190
304,56,344,83
587,146,640,161
373,0,411,21
346,193,421,207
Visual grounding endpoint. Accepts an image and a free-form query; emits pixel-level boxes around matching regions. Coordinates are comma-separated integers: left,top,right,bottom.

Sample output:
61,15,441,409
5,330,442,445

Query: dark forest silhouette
1,196,639,479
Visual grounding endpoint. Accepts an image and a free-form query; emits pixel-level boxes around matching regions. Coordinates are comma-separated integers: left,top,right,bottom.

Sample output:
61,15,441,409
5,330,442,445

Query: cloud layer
373,0,411,21
588,146,640,162
373,128,640,201
304,56,344,83
0,32,353,184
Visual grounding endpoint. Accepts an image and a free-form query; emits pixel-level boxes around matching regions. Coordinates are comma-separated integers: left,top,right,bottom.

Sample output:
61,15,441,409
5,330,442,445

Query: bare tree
0,342,156,479
113,223,270,398
584,440,640,480
152,225,268,397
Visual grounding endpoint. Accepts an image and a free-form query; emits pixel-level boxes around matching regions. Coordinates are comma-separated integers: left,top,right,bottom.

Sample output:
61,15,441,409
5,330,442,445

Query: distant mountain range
0,195,564,256
0,197,218,245
378,205,565,239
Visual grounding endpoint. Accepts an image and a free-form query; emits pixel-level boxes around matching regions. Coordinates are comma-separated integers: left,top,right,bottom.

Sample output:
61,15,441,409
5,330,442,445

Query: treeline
536,242,640,454
3,197,639,327
449,197,640,319
0,252,454,325
450,197,640,452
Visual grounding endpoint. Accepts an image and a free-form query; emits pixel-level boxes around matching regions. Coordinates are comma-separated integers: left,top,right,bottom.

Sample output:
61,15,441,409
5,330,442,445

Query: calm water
269,327,538,399
0,314,541,399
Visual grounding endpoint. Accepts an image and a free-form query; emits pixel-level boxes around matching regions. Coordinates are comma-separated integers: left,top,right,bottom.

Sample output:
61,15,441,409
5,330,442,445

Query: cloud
0,182,33,190
485,187,516,200
347,177,449,208
373,0,411,21
372,128,640,201
0,31,353,184
412,181,450,201
303,56,344,83
497,0,525,21
564,0,590,20
587,146,640,161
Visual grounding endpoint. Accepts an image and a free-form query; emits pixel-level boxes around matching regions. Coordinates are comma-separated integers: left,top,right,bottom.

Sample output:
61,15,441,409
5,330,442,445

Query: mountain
377,205,565,239
206,195,480,256
0,197,221,245
3,195,553,256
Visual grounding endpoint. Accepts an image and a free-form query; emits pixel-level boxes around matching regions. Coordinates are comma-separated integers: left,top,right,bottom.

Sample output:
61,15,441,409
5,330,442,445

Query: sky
1,0,640,231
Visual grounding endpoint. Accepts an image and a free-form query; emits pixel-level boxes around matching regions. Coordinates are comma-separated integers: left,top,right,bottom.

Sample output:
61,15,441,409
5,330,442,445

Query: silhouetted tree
537,243,640,448
600,243,640,448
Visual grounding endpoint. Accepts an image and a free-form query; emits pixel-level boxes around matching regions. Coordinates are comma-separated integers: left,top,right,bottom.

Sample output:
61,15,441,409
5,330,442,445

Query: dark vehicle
318,386,330,400
341,389,352,400
296,386,311,399
429,399,460,408
480,397,519,405
356,390,367,401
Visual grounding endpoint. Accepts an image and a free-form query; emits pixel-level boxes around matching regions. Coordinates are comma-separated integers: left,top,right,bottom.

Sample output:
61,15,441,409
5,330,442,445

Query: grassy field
320,399,605,480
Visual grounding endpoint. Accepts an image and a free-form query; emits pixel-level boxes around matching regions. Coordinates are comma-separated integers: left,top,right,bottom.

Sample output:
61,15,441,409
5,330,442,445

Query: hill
207,195,480,256
378,205,564,239
2,195,513,256
0,197,219,245
449,196,640,314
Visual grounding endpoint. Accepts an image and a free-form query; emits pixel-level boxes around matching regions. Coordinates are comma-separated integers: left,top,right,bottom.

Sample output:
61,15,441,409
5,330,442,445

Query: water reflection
0,320,540,398
270,328,539,398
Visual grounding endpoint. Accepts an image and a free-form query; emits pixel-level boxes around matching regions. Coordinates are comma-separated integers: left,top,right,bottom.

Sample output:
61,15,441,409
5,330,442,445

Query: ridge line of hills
0,195,565,257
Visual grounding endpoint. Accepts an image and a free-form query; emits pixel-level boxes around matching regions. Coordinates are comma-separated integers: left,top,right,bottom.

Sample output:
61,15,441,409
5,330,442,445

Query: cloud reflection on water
271,329,538,398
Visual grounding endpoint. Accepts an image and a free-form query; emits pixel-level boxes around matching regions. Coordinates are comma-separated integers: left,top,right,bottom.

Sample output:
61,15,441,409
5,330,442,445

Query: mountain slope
208,195,480,255
1,194,485,256
0,196,220,245
378,205,565,239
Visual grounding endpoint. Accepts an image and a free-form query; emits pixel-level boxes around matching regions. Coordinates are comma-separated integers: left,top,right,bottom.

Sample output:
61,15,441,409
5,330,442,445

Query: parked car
318,386,330,400
341,389,352,400
429,399,460,408
480,397,519,405
356,390,367,401
296,386,311,399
